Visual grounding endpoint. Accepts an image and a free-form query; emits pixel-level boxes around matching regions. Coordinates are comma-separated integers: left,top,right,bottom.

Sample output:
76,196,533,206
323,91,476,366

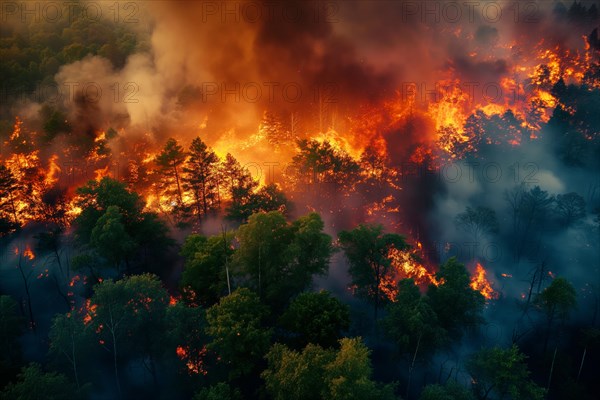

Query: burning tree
338,224,409,320
182,137,221,221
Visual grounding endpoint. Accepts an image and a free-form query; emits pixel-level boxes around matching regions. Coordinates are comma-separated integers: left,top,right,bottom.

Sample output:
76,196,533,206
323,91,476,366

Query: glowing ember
470,263,498,300
176,345,208,375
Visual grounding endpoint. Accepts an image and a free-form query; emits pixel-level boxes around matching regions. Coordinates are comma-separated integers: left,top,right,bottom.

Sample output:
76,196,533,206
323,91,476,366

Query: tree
205,288,271,379
90,205,137,272
182,137,220,220
263,343,335,400
260,110,288,148
87,274,170,394
454,206,499,242
555,192,586,227
0,295,23,386
262,338,397,400
74,178,173,275
324,338,398,400
0,363,83,400
155,138,186,208
535,277,577,352
279,291,350,348
290,139,360,199
516,186,555,261
466,345,544,400
180,232,234,307
193,382,242,400
165,302,209,377
420,382,475,400
234,212,333,308
221,153,259,222
0,164,20,235
48,313,90,389
383,279,447,397
339,224,408,319
427,258,485,337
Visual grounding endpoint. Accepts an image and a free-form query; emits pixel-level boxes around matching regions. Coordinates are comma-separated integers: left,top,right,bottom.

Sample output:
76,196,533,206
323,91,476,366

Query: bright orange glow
176,345,208,375
44,154,61,186
379,244,441,302
470,263,498,300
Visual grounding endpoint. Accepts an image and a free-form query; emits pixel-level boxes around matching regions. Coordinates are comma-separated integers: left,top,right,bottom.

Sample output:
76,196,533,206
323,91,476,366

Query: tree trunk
406,333,422,399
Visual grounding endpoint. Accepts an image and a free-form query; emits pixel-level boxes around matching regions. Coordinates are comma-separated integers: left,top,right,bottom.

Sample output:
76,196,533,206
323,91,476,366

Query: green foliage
193,382,242,400
535,277,577,322
383,279,446,358
90,206,137,267
263,343,335,400
279,291,350,348
338,224,408,317
466,345,544,400
0,363,84,400
263,338,396,400
74,177,173,273
206,288,271,379
0,295,23,381
89,274,170,365
0,8,141,99
325,338,397,400
420,382,474,400
427,258,485,337
234,211,333,307
181,232,234,307
48,313,91,388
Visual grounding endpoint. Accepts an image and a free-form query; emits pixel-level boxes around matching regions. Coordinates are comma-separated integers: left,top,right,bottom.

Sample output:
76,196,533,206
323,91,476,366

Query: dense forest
1,1,600,400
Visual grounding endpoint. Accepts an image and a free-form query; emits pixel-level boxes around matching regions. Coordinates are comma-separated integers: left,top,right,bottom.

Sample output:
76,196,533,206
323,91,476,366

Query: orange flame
470,263,498,300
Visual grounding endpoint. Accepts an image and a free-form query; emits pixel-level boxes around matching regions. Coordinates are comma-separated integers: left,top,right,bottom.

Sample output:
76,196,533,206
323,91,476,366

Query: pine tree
182,137,220,220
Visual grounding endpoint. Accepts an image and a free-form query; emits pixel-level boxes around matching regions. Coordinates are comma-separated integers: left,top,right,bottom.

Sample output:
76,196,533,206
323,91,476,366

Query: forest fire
470,263,498,301
0,2,598,399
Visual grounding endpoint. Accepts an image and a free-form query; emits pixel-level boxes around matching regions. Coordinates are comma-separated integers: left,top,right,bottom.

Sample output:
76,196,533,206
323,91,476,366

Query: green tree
427,258,485,337
279,291,350,348
339,224,408,319
325,338,397,400
0,295,23,386
165,302,209,376
466,345,544,400
234,212,332,308
263,338,396,400
193,382,242,400
205,288,271,379
48,314,90,389
183,137,220,220
420,382,475,400
90,206,137,272
535,277,577,352
263,343,335,400
155,138,187,208
74,178,173,274
0,363,83,400
88,274,170,394
180,232,234,307
383,279,446,397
